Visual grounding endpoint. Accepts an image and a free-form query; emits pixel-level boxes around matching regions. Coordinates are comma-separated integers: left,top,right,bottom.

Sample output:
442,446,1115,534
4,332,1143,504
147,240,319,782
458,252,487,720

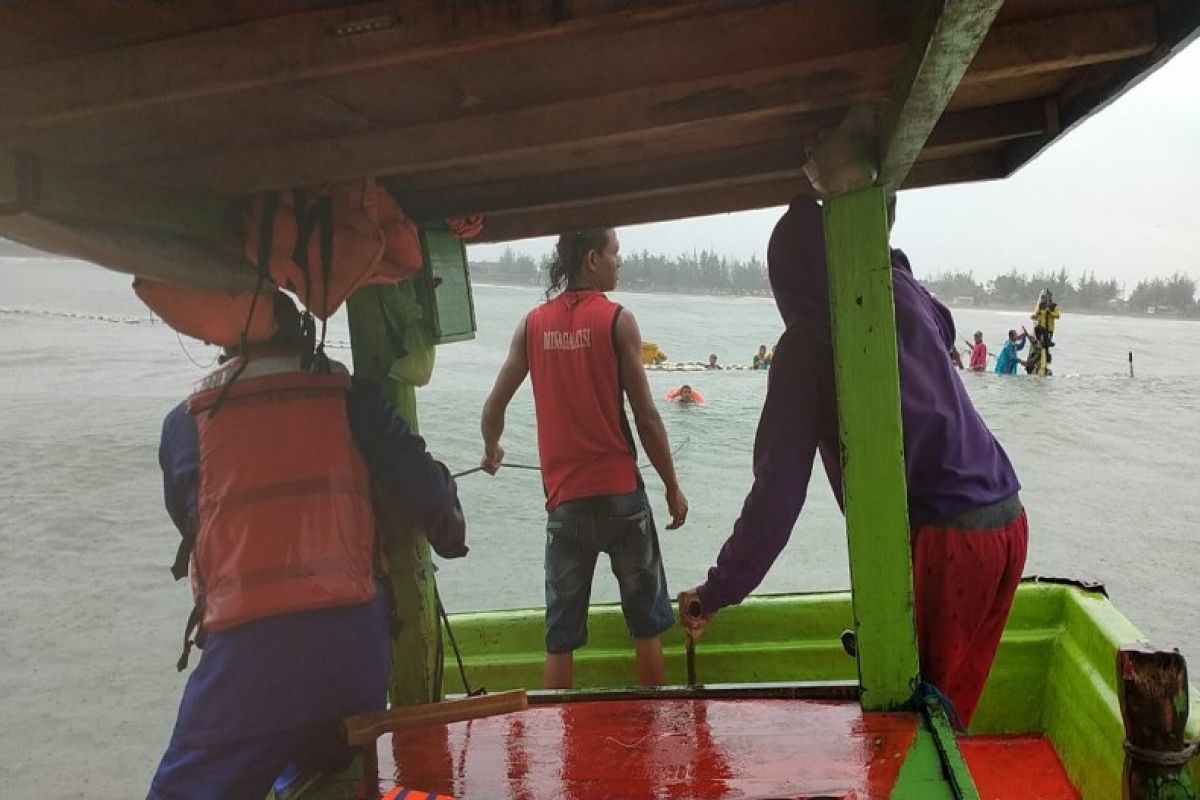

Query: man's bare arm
480,317,529,473
615,309,688,529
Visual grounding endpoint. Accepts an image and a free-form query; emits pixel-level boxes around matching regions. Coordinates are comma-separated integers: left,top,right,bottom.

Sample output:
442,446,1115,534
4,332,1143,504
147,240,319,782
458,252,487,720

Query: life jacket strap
169,520,196,581
175,603,207,673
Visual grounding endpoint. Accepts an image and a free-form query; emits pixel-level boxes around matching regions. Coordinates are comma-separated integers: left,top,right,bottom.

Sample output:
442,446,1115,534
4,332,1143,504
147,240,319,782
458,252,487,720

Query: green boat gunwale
439,578,1200,800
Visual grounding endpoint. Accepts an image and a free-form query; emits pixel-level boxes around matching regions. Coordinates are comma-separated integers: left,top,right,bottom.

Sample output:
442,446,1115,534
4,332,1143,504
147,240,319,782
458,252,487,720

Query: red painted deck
375,698,1078,799
961,736,1082,800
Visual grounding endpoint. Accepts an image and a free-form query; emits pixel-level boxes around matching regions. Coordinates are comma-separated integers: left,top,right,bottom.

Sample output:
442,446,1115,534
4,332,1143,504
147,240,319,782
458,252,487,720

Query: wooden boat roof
0,1,1197,275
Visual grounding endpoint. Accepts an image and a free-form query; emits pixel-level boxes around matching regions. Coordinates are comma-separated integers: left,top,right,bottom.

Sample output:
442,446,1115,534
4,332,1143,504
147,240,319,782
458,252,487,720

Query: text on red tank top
526,292,637,509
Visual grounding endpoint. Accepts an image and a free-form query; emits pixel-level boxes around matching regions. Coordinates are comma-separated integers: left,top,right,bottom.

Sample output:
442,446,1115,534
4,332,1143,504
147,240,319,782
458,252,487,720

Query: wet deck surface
961,736,1082,800
378,698,1078,799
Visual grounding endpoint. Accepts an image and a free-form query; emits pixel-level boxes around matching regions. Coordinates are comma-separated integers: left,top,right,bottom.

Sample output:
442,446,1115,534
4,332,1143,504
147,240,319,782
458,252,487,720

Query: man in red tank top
482,229,688,689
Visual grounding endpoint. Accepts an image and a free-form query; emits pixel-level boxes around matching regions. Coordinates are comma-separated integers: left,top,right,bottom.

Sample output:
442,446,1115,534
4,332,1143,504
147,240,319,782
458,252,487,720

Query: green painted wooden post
823,186,920,710
346,281,442,708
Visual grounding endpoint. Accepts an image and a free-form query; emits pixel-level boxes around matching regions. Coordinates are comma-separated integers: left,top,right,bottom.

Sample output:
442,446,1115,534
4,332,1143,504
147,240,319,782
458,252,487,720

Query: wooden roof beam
0,212,256,292
877,0,1004,191
1004,0,1172,175
0,0,747,135
400,101,1046,219
400,140,806,220
472,152,1002,244
922,98,1048,159
124,48,898,192
0,149,229,242
122,4,1155,195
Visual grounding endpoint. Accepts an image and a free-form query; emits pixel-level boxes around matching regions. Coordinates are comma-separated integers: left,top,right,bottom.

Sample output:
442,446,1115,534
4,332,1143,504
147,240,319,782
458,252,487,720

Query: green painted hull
439,579,1199,800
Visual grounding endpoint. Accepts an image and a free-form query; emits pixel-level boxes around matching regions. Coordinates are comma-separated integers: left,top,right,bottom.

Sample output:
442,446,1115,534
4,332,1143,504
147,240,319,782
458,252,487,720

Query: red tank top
526,291,638,510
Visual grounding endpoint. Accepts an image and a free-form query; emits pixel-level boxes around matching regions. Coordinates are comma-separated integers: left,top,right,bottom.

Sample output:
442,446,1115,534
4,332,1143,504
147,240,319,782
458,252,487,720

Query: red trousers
912,509,1028,727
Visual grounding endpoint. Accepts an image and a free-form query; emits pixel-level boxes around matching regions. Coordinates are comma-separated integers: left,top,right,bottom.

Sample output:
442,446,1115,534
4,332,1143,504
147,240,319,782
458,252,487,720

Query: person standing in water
994,328,1028,375
968,331,988,371
481,229,688,690
752,344,772,369
678,197,1026,730
706,353,721,370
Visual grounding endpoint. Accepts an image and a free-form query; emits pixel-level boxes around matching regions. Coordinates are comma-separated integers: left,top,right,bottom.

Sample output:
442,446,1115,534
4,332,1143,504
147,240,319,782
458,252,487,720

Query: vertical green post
346,281,442,707
823,186,920,710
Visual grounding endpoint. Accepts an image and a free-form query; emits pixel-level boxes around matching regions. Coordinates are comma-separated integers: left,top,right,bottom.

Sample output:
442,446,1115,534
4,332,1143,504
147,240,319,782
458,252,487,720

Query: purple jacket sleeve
696,329,834,612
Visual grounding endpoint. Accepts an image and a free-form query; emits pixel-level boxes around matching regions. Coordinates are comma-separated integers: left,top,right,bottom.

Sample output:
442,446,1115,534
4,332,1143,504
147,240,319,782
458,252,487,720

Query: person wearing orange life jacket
149,292,466,800
481,229,688,690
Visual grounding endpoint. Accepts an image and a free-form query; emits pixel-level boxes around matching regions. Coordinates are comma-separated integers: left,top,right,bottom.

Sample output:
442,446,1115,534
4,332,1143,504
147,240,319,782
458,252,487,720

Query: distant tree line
472,248,1199,317
920,268,1199,317
472,246,771,296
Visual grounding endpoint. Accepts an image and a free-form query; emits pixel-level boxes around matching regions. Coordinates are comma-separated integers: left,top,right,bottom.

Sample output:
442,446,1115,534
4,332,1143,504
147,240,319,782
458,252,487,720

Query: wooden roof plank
119,3,1155,195
968,2,1156,82
0,0,797,136
473,151,1002,243
396,101,1045,219
398,140,807,220
392,111,843,193
1004,0,1192,176
877,0,1004,190
0,0,353,70
112,3,1152,195
0,150,229,242
0,212,254,291
125,50,900,192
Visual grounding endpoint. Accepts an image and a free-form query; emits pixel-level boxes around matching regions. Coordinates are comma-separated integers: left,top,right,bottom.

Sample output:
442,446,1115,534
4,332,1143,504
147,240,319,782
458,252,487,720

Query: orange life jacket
185,357,377,634
242,179,424,320
381,787,454,800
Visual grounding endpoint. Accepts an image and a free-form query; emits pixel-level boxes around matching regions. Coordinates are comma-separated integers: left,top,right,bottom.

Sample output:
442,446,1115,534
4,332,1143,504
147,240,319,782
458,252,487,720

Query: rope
435,586,484,697
175,330,217,370
449,438,691,481
1124,738,1200,767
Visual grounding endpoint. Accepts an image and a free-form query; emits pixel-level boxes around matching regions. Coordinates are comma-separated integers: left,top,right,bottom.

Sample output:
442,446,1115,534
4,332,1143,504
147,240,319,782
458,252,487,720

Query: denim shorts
544,489,674,653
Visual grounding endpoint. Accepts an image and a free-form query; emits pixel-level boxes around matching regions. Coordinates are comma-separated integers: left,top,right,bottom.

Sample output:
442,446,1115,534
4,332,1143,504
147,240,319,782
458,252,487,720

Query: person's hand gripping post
678,589,713,686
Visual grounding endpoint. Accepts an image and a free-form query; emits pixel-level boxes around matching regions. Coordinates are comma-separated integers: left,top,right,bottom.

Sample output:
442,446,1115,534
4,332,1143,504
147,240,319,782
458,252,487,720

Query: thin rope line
175,330,217,370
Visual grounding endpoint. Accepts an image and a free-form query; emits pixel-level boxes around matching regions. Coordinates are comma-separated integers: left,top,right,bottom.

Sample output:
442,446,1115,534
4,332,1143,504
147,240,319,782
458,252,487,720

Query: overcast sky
469,38,1200,288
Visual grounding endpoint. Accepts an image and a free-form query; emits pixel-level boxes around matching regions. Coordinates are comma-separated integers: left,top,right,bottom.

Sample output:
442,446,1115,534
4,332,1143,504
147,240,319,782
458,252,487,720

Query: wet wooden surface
372,697,1080,799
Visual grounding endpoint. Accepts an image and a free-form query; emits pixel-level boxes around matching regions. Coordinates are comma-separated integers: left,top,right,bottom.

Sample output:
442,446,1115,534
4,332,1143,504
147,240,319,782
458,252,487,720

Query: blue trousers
148,590,391,800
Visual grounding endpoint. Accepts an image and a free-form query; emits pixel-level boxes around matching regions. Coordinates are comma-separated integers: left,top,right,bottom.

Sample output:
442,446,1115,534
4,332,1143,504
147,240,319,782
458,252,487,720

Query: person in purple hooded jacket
678,197,1027,728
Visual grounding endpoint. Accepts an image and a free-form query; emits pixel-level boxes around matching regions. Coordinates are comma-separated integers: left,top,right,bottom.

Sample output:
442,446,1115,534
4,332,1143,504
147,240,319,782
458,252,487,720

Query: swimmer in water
678,384,698,404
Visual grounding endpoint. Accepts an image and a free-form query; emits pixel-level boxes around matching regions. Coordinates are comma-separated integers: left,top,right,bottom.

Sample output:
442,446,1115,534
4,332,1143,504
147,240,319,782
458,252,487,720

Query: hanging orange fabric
446,214,484,239
380,786,454,800
242,178,424,320
133,278,278,347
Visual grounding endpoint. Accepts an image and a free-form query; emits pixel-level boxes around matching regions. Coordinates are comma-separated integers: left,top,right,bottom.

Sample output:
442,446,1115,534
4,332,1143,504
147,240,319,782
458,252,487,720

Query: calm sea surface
3,256,1199,798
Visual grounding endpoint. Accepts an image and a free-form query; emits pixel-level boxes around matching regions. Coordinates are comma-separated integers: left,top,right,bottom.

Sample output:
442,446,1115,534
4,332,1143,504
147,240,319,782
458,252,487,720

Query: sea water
3,256,1199,798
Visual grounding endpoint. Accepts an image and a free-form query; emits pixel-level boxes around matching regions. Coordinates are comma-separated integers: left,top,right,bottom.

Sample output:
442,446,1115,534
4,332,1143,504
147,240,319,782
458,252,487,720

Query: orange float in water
665,386,706,406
